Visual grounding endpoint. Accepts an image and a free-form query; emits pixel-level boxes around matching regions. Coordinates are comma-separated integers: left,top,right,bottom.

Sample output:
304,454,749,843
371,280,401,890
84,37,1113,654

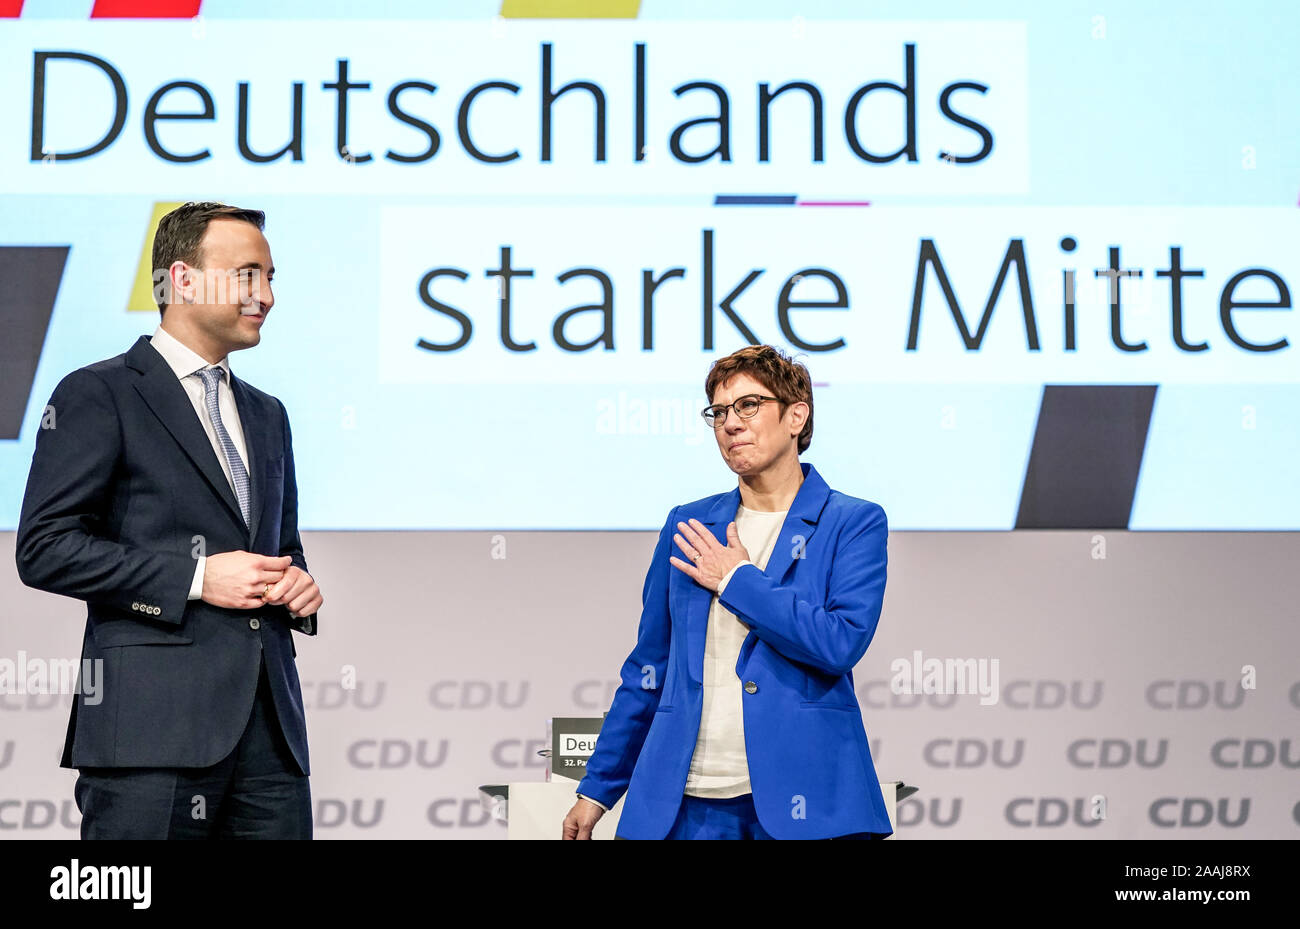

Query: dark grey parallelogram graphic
0,246,69,440
1016,385,1158,529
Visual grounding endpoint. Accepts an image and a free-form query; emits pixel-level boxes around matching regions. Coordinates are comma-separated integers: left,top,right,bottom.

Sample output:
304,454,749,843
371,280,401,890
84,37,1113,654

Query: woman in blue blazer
564,345,892,840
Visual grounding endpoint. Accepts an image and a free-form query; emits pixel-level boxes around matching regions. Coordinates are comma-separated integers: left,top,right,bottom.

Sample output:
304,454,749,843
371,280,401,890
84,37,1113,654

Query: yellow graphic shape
128,201,185,312
501,0,640,18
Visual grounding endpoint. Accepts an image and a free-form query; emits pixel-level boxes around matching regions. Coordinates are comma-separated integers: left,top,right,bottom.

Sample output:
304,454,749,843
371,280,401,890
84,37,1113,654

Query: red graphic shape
91,0,202,17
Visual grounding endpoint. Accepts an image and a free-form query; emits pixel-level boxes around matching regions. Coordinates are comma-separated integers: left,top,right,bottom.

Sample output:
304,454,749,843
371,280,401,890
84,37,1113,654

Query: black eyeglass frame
700,394,785,428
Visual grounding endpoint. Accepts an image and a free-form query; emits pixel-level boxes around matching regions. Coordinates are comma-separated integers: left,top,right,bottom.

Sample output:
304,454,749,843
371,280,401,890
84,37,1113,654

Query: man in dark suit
15,201,323,839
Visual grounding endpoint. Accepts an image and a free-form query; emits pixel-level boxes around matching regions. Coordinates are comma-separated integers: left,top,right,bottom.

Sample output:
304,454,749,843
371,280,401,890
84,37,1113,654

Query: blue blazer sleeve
15,368,195,624
718,501,888,676
575,505,677,809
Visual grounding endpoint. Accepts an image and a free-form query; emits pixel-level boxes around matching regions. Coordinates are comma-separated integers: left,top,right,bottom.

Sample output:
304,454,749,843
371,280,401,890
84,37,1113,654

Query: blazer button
249,618,261,631
744,681,758,694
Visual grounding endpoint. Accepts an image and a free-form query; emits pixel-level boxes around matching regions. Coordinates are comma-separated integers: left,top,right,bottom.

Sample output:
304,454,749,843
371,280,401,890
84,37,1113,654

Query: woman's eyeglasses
700,394,782,428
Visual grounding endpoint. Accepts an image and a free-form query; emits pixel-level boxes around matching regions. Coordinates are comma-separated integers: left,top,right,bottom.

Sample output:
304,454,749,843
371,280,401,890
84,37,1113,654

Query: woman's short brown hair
704,345,814,453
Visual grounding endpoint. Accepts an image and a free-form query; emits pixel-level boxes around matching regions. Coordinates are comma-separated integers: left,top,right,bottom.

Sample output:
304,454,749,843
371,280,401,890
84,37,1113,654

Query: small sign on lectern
548,716,604,782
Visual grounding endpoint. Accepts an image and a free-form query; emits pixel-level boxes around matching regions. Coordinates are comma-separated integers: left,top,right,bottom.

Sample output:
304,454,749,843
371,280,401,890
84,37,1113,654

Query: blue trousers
661,793,887,840
74,654,312,839
665,794,773,839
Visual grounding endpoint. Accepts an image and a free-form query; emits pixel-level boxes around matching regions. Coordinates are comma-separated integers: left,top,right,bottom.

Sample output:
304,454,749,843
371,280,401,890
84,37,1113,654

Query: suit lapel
126,335,256,540
760,463,830,586
684,463,833,684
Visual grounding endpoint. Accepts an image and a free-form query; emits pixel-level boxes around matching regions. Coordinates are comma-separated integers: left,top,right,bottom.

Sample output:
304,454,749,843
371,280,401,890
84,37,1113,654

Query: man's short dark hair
153,201,266,315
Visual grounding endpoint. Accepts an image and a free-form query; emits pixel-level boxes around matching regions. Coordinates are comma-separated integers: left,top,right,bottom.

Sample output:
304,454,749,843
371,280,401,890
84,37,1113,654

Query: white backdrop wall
1,529,1296,839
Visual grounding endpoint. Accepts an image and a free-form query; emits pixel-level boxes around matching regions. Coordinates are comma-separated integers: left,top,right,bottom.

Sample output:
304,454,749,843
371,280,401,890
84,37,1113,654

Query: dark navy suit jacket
15,334,317,773
577,462,892,839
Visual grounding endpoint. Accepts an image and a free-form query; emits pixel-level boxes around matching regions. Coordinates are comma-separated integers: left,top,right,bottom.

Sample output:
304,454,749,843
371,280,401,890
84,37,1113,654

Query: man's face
708,373,806,476
173,218,275,354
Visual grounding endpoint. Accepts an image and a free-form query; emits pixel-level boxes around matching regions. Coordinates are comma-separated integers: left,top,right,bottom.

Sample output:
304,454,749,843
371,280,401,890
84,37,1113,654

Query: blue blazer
577,462,892,839
15,335,317,773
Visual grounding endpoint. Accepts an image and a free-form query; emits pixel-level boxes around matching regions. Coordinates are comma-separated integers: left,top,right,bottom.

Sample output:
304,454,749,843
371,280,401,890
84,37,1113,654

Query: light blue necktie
195,366,251,526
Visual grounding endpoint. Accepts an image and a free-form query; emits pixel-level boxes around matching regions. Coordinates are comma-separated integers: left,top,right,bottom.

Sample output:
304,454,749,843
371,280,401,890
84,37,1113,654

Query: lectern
477,781,915,839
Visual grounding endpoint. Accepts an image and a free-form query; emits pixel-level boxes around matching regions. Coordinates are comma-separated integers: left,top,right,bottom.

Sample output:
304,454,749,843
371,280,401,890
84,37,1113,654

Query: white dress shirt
684,504,788,797
148,324,249,601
